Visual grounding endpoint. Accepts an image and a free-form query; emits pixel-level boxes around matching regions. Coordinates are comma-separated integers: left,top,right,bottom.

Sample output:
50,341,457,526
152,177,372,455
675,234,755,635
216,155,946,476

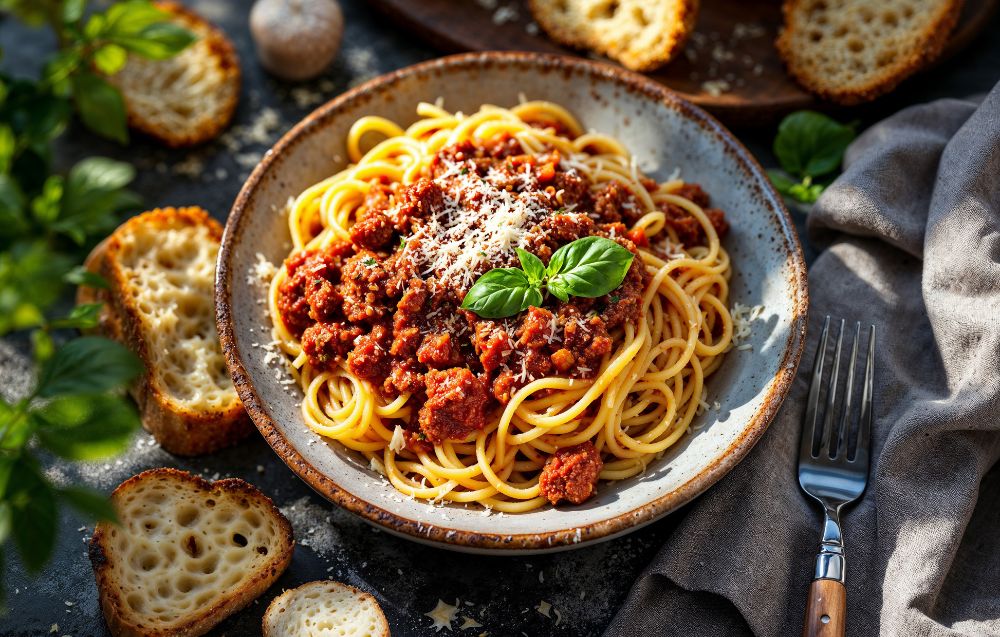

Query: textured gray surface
607,84,1000,637
1,1,998,635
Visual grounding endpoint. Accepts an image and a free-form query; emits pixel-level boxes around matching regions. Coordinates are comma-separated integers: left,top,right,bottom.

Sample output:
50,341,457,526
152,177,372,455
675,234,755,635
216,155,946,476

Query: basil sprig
461,236,634,318
767,111,857,205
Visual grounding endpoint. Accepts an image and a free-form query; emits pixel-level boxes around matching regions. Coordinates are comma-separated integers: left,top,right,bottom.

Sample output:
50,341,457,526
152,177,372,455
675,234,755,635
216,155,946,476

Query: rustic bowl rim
217,50,809,552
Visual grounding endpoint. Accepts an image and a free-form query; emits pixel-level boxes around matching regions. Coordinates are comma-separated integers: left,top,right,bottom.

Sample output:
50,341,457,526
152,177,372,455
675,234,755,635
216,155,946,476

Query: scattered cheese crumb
389,425,407,453
535,600,552,618
425,599,459,632
369,456,387,476
460,616,483,629
730,303,765,350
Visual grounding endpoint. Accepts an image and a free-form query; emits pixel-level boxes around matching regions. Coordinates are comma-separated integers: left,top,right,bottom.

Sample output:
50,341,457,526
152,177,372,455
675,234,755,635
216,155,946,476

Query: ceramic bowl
217,52,808,553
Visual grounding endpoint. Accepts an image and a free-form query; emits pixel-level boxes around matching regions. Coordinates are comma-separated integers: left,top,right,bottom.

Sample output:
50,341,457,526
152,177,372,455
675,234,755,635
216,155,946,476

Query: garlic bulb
250,0,344,81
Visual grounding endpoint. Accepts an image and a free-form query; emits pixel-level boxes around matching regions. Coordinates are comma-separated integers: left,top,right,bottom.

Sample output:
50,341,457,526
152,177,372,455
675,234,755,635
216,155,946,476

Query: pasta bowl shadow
216,51,808,554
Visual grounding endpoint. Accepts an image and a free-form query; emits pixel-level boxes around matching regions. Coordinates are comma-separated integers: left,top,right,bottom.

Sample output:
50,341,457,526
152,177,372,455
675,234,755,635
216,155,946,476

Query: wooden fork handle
802,579,846,637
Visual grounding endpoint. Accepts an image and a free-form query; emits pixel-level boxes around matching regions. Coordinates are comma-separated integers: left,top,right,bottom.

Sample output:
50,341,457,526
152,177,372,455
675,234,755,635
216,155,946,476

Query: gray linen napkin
606,85,1000,636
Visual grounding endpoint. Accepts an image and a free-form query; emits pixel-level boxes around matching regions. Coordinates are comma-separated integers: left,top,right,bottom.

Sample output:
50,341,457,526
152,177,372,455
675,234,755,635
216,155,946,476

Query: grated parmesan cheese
400,161,552,290
730,302,765,350
388,425,407,453
460,616,483,629
424,599,459,632
247,252,277,285
369,456,387,476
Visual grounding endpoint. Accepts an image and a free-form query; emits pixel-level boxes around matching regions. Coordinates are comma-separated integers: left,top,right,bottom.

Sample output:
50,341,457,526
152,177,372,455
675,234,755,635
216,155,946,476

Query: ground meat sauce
276,134,727,483
538,441,603,505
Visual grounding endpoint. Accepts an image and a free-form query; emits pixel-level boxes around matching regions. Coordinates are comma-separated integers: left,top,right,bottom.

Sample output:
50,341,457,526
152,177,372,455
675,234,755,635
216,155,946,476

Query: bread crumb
701,79,731,97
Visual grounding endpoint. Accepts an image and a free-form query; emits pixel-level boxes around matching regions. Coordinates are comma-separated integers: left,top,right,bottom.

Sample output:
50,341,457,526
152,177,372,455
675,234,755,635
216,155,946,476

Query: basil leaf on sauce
461,237,635,318
546,236,634,299
461,268,543,319
516,247,546,285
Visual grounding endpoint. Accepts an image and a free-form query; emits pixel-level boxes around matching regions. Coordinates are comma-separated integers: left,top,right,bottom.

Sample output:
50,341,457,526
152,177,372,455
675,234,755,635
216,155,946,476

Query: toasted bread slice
78,207,251,456
89,469,294,637
528,0,699,71
776,0,963,104
107,1,240,146
263,581,390,637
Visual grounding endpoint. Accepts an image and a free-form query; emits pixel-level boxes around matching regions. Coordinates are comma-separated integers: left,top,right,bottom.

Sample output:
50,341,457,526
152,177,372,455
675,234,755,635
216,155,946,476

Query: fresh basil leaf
0,124,14,174
71,72,128,144
42,50,82,94
65,266,109,289
516,248,546,285
59,486,118,524
546,243,567,277
0,240,74,334
461,268,543,319
8,457,57,572
9,144,52,196
546,277,570,302
33,393,140,460
788,181,825,204
31,329,55,366
104,0,170,36
62,0,86,23
48,302,103,330
1,79,71,144
92,44,129,75
83,12,107,39
0,451,13,497
773,111,855,179
113,23,197,60
36,336,142,398
30,174,63,225
53,157,138,243
66,156,135,194
546,236,634,299
0,400,31,451
0,173,29,239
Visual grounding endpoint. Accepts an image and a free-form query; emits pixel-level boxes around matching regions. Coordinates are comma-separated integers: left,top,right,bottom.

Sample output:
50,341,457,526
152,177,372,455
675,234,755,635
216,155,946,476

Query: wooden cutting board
369,0,997,126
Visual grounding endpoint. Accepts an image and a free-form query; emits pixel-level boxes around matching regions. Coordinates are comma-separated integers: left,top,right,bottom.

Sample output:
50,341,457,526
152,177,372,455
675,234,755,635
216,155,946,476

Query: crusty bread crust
528,0,699,72
776,0,963,105
262,580,391,637
78,207,252,456
108,1,240,147
89,468,294,637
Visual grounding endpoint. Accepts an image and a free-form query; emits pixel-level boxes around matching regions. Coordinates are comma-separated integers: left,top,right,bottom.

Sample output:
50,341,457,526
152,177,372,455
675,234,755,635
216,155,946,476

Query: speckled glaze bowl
217,52,808,553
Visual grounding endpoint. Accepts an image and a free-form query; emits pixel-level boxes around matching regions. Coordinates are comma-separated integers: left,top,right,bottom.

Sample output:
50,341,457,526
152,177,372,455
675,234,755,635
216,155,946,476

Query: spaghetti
268,101,733,512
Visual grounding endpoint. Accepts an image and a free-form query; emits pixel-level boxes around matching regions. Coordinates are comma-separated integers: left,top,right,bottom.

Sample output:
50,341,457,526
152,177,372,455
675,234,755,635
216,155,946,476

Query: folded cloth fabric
606,85,1000,636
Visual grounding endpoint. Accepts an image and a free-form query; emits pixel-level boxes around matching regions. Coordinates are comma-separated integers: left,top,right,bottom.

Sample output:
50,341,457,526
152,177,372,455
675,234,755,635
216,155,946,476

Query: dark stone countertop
1,2,997,635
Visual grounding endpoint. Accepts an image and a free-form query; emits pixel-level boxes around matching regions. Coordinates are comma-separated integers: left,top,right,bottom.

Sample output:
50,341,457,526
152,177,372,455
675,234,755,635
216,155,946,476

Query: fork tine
835,322,861,459
853,325,875,464
801,316,831,459
819,319,845,458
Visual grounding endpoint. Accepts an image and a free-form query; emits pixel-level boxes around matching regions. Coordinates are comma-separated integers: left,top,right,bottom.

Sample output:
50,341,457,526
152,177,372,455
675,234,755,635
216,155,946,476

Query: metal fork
798,316,875,637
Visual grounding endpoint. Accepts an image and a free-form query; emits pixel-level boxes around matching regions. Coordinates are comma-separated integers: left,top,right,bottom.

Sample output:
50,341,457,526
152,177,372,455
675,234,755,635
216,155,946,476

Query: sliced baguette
263,581,391,637
89,468,294,637
78,207,251,456
776,0,963,105
528,0,699,71
107,1,240,146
